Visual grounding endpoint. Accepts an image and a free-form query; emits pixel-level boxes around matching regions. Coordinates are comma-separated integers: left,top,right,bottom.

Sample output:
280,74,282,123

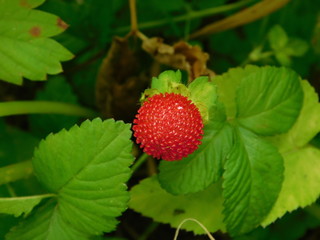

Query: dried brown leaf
142,37,214,82
96,37,148,122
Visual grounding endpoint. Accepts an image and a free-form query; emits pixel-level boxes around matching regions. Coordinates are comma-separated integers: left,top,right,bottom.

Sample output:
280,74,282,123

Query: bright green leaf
129,176,225,235
158,104,233,194
267,80,320,152
268,25,288,51
6,200,90,240
0,194,53,217
262,146,320,226
262,81,320,226
212,65,260,118
29,76,79,138
236,66,303,135
31,118,133,236
223,127,283,235
0,0,73,85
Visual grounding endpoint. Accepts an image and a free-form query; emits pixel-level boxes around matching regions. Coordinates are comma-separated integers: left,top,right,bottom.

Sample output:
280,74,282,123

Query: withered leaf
142,37,214,82
96,37,148,122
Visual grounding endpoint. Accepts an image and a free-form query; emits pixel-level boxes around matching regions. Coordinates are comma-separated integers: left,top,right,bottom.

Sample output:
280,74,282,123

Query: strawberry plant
1,0,320,240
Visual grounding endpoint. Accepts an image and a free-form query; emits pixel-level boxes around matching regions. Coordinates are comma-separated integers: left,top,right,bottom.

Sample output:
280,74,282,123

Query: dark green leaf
0,120,39,167
223,127,283,235
236,66,303,135
29,76,79,138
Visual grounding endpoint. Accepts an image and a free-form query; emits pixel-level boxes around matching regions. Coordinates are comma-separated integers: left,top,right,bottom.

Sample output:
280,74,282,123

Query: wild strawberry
133,93,204,161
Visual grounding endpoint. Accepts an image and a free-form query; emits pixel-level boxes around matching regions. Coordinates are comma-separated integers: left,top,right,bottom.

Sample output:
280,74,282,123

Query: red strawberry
133,93,204,161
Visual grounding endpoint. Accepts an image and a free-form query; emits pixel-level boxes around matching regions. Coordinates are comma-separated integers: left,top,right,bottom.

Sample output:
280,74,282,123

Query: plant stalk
0,101,98,118
132,153,149,173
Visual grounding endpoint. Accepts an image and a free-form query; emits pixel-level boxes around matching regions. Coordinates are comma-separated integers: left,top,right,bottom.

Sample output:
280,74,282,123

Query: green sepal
188,76,217,123
140,70,218,124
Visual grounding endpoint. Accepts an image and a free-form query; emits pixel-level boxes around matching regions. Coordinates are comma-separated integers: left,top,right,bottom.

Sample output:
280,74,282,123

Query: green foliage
236,66,303,135
130,176,225,235
223,127,283,235
0,120,39,167
139,65,314,236
158,104,233,194
267,25,309,66
0,0,73,85
7,118,133,239
0,194,53,217
262,80,320,226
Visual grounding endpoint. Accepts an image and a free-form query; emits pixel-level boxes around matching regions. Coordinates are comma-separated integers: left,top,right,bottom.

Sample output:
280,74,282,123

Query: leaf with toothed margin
158,103,234,195
262,80,320,226
0,194,53,217
222,127,283,236
7,118,134,239
0,0,73,85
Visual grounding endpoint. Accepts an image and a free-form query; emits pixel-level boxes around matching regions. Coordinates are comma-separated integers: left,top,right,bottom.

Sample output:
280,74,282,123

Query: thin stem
0,161,33,186
174,218,215,240
129,0,138,32
115,0,255,34
0,101,98,118
132,153,149,173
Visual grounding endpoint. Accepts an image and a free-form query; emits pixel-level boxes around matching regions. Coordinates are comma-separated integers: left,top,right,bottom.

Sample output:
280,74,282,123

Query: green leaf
24,118,133,237
129,176,225,235
261,81,320,226
6,200,91,240
29,76,79,138
262,146,320,226
267,80,320,152
0,194,53,217
212,65,261,118
0,119,39,167
0,0,73,85
236,66,303,135
223,127,283,235
268,25,288,51
284,38,309,57
158,104,233,194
